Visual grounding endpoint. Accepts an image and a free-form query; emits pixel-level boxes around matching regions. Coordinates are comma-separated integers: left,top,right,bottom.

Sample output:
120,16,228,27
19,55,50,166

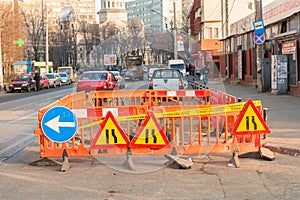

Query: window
100,73,108,80
205,27,213,38
214,28,219,38
281,20,287,33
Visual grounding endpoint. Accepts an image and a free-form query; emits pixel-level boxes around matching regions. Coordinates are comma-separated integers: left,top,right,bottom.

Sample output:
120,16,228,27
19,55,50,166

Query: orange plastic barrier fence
34,90,267,159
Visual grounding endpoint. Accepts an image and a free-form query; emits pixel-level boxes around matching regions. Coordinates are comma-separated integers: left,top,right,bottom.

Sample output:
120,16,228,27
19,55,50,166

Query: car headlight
22,83,28,86
9,84,13,87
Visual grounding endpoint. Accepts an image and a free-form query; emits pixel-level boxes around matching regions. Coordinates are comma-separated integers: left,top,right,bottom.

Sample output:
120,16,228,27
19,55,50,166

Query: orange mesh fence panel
210,90,237,105
34,90,266,159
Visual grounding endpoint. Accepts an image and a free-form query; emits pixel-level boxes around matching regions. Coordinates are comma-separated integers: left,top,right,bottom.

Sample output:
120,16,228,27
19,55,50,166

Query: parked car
123,69,143,81
8,74,37,92
111,71,125,89
59,72,71,85
148,68,185,90
45,73,62,88
76,71,119,92
39,75,50,89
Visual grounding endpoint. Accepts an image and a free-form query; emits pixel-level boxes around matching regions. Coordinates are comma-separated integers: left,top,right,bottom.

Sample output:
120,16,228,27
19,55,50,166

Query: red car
39,75,50,89
76,71,119,92
8,74,37,92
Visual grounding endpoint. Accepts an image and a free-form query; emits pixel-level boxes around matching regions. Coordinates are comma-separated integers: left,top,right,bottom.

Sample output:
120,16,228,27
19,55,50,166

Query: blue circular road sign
253,33,265,45
41,106,78,143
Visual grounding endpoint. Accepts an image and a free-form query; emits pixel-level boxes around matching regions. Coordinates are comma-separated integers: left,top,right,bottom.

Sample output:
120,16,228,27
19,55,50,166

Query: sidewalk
187,76,300,156
212,80,300,157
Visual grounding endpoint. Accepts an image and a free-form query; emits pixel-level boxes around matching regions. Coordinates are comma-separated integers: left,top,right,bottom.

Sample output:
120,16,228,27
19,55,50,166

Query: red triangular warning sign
90,111,130,148
130,112,170,149
232,99,270,135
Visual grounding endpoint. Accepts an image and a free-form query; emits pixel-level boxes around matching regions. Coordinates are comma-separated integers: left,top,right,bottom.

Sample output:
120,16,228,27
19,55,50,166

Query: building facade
222,0,300,96
189,0,255,72
125,0,182,31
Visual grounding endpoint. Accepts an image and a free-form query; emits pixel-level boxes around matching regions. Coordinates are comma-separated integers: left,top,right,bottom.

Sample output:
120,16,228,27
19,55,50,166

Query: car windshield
46,74,54,79
59,73,67,77
170,64,185,70
20,76,29,81
80,72,107,80
112,71,119,76
153,70,180,78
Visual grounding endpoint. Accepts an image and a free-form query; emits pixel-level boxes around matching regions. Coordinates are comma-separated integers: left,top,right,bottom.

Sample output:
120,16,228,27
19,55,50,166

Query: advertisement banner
271,55,277,90
282,41,296,54
238,50,242,79
104,54,117,66
177,34,184,52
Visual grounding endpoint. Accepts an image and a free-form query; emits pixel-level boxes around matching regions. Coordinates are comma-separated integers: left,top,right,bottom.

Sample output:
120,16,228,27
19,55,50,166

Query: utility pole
45,5,49,73
255,0,264,92
222,0,230,79
173,2,177,60
222,0,229,78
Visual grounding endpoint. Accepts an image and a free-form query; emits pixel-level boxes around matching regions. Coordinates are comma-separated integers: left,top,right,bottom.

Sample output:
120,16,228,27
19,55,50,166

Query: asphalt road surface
1,80,300,200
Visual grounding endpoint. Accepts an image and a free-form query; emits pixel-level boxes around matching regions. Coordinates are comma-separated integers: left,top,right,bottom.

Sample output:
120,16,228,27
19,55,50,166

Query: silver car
59,72,71,85
45,73,62,88
148,69,185,90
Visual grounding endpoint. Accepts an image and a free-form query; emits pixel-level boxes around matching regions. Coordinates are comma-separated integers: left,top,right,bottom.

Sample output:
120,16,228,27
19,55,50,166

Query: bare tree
99,21,122,64
48,5,80,69
126,18,143,55
181,9,190,36
80,22,100,66
21,4,44,61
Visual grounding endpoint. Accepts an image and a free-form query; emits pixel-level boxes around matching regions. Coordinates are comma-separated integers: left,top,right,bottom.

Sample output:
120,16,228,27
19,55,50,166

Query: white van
168,59,187,76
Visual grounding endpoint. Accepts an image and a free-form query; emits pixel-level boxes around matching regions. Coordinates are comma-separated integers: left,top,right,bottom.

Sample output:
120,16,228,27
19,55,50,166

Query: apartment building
125,0,182,31
189,0,255,72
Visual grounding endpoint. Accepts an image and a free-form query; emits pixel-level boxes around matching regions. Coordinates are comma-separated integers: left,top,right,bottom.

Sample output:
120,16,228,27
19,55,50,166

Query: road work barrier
33,89,270,169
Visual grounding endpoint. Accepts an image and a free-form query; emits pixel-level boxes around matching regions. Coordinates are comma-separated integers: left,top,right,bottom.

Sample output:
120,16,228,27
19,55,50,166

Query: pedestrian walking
203,65,210,85
190,65,195,76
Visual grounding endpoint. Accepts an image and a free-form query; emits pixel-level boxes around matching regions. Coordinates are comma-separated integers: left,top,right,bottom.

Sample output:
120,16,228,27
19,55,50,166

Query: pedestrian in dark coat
33,70,40,91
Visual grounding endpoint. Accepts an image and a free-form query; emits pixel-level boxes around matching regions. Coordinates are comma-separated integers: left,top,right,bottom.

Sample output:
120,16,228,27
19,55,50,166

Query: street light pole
173,2,177,60
45,5,49,73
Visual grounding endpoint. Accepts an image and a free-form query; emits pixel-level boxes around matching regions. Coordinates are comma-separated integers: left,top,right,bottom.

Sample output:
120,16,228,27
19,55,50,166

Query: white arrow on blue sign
41,106,78,143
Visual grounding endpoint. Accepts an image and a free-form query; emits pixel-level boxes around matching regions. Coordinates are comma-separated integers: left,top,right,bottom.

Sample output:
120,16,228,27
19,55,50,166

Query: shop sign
282,41,296,54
